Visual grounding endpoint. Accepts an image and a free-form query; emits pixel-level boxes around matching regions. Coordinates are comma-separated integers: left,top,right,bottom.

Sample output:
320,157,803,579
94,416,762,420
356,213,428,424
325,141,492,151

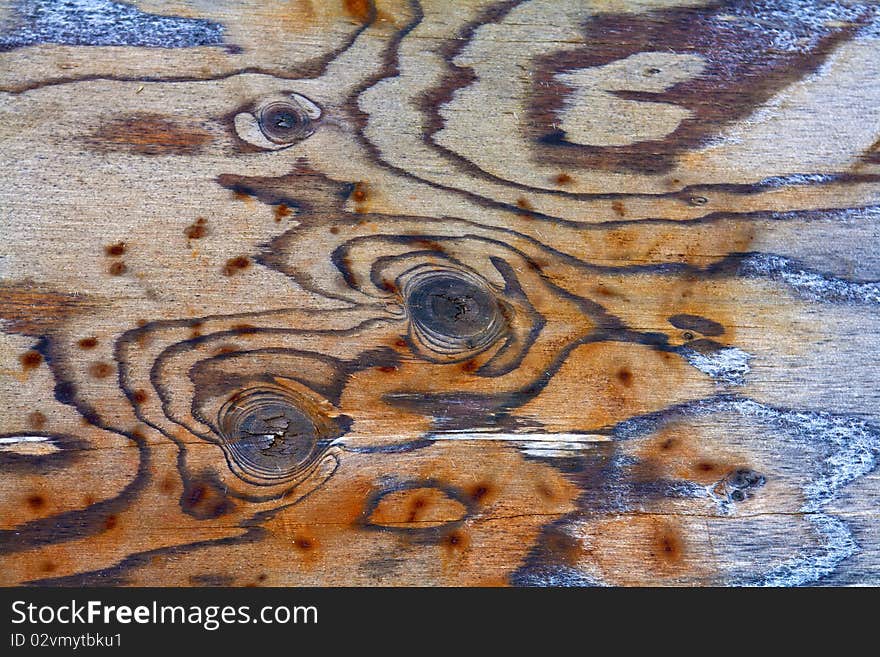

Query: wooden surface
1,0,879,587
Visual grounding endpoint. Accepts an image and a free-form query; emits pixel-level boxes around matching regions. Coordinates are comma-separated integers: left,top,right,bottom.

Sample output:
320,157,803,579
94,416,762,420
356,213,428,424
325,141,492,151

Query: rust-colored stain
89,114,212,155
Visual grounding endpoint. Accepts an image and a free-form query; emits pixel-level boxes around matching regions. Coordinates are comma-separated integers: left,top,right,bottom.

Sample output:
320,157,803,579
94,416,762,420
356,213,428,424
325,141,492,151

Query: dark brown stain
616,367,633,387
26,494,46,511
27,411,47,430
460,359,479,373
104,515,118,530
180,478,234,520
377,365,398,373
131,389,148,405
20,350,42,370
88,362,114,379
108,261,127,276
104,242,126,257
516,197,534,212
89,114,211,156
329,226,340,234
40,561,56,573
554,172,574,186
233,190,251,202
223,256,250,276
295,536,315,550
274,204,293,222
184,218,207,239
468,482,492,504
232,323,257,334
77,337,98,349
611,200,627,218
189,321,203,339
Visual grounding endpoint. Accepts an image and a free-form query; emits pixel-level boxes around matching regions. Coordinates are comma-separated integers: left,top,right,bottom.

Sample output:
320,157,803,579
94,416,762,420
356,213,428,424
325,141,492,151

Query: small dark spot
329,226,340,234
660,438,676,450
257,573,267,582
233,190,250,202
20,350,42,370
104,514,118,530
108,261,127,276
616,368,633,386
88,361,114,379
516,197,534,211
223,256,250,276
78,337,98,349
394,338,408,349
380,279,398,294
232,323,257,334
26,494,45,510
688,196,709,206
184,217,207,239
132,389,148,404
445,531,463,547
104,242,126,257
377,365,398,373
28,411,47,430
731,490,745,502
40,561,56,573
645,67,661,75
274,204,293,222
190,321,203,338
554,173,573,185
469,484,491,502
295,537,314,550
611,200,626,217
682,331,695,341
696,461,716,473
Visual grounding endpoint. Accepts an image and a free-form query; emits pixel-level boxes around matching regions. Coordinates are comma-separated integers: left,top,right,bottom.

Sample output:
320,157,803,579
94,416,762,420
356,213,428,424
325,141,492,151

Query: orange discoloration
343,0,372,24
369,487,468,528
274,204,293,222
90,115,211,155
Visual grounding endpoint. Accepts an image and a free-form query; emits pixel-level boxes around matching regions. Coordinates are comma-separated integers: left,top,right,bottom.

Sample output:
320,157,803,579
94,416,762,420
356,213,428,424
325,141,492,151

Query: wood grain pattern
1,0,879,586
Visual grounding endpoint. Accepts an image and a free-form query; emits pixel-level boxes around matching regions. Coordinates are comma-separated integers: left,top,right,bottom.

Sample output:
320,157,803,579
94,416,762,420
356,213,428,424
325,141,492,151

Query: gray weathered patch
0,0,224,50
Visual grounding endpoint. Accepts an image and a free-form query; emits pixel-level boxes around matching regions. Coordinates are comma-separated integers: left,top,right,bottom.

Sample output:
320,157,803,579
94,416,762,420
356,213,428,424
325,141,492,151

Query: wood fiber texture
1,0,880,586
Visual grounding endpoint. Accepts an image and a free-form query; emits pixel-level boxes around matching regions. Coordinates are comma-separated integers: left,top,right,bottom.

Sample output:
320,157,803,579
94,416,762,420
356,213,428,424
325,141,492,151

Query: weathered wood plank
1,0,879,586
